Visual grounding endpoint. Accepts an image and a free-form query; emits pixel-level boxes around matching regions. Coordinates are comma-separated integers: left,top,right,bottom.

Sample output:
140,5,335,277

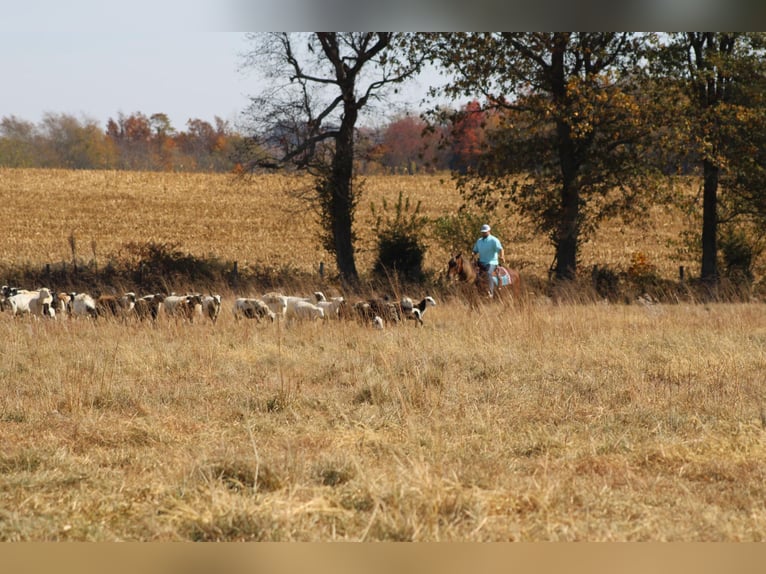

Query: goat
233,298,276,322
201,294,222,323
2,285,20,299
316,296,346,319
28,288,54,318
400,296,437,325
161,294,186,317
367,297,402,324
287,299,325,321
313,291,327,302
5,292,31,316
261,292,288,318
6,288,53,318
351,301,387,328
263,293,326,320
96,292,136,319
55,292,71,316
283,295,321,319
1,285,25,311
164,293,203,322
162,294,202,321
68,292,98,319
135,294,165,322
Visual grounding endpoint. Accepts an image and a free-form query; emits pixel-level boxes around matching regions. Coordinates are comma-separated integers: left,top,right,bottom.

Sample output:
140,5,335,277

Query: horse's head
446,253,463,280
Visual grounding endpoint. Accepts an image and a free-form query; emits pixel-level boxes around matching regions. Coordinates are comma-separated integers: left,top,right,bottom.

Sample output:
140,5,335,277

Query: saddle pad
496,266,512,286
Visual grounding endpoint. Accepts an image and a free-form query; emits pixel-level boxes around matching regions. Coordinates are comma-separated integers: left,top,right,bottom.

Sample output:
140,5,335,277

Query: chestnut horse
446,253,521,301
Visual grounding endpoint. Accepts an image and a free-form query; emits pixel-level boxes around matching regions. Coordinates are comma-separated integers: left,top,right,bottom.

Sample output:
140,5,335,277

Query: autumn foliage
0,102,494,176
0,112,243,173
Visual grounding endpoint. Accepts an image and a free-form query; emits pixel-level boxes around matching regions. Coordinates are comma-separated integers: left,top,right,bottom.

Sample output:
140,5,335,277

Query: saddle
475,263,513,287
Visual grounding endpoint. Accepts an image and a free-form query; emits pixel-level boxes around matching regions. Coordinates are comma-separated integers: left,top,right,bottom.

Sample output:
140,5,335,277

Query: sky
2,27,442,133
4,0,756,132
3,31,259,130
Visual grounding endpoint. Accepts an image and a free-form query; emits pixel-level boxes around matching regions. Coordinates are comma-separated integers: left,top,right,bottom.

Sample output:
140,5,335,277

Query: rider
472,224,506,298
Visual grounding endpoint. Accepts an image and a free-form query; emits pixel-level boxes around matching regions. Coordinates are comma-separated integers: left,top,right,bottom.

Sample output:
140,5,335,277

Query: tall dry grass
1,299,766,541
1,168,765,541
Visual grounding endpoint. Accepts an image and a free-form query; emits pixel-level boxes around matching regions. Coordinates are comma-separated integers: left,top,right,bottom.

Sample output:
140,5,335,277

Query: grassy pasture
1,168,766,541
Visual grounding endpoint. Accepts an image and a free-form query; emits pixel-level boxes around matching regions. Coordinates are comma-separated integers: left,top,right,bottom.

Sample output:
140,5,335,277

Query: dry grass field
1,168,765,541
0,168,708,284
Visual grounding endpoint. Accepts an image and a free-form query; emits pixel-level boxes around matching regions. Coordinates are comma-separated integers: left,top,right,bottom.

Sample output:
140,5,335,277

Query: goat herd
0,285,438,329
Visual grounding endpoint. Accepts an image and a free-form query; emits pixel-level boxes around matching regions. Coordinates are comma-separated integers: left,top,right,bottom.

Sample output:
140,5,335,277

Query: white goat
264,293,326,320
316,296,346,319
28,288,54,318
261,292,289,317
68,292,98,318
6,289,39,317
5,288,54,318
283,295,317,318
287,299,325,321
162,294,186,317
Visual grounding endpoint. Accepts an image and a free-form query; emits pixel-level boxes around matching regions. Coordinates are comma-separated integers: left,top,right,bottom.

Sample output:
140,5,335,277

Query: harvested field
0,168,706,284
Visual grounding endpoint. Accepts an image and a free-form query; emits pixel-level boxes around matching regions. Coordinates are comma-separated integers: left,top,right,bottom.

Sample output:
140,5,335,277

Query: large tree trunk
553,125,581,279
555,182,579,280
550,33,580,281
700,158,719,285
554,112,580,281
329,110,359,286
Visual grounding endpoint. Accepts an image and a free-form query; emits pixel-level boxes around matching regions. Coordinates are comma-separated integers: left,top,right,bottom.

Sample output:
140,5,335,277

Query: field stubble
0,168,702,282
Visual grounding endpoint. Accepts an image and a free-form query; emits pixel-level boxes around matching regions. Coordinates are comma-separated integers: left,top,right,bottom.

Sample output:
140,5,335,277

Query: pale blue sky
1,1,453,132
2,28,442,132
3,31,256,130
2,0,444,131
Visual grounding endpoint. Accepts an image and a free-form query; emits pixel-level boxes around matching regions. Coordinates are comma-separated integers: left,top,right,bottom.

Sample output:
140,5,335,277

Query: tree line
0,110,479,175
0,112,241,172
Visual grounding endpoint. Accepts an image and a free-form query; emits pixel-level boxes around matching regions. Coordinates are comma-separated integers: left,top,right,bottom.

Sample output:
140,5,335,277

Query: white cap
480,224,491,233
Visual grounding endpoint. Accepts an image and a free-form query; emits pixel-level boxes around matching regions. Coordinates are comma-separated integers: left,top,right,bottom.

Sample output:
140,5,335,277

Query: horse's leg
469,284,481,310
476,269,490,297
510,270,522,300
458,282,480,310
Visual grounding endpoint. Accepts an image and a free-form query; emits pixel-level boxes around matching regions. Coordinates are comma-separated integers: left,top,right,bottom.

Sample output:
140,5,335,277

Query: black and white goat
400,296,437,325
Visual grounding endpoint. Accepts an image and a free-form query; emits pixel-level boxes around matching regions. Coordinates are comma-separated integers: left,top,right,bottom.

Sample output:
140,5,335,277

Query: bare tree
240,32,424,285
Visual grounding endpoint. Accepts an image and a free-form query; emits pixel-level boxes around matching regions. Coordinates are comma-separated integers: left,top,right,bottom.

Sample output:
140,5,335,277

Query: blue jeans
479,262,498,295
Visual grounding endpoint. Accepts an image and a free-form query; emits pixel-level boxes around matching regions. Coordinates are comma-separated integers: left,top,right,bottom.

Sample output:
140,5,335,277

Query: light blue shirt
473,235,503,265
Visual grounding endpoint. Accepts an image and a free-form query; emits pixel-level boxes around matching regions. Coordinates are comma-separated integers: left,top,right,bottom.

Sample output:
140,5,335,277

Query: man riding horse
472,224,505,298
